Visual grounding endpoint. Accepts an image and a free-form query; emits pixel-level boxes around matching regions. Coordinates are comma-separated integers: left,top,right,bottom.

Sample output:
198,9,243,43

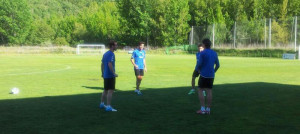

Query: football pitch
0,53,299,134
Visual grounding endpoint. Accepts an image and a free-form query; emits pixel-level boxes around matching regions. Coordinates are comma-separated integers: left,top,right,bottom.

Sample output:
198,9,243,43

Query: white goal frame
76,44,105,55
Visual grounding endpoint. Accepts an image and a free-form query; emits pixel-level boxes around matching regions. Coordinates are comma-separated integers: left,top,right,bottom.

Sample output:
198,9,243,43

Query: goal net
76,44,105,55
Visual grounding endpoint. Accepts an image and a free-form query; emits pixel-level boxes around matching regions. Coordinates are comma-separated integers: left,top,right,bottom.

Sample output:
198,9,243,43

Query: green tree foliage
0,0,32,45
0,0,299,46
26,21,55,45
118,0,190,46
81,2,120,44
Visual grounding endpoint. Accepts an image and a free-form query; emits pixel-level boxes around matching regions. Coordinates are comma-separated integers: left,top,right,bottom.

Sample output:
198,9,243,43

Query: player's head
198,44,204,52
202,38,211,49
138,41,145,50
108,40,118,51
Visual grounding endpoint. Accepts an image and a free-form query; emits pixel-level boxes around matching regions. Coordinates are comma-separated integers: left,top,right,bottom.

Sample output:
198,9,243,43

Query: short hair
138,41,145,46
202,38,211,48
108,40,116,48
198,43,203,47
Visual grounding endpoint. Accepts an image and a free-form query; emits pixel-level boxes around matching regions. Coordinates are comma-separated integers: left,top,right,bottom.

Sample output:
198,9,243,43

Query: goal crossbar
76,44,105,55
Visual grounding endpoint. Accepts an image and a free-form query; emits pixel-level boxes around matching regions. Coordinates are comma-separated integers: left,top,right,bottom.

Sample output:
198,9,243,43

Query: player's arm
108,62,118,77
214,55,220,73
131,52,138,69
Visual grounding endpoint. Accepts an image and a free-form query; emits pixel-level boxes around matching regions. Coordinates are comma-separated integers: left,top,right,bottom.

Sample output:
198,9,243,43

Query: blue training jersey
102,50,115,78
195,51,201,71
196,49,220,78
131,49,146,69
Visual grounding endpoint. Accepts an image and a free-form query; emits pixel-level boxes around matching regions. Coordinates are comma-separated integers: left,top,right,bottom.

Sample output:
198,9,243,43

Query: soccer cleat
196,110,206,115
99,103,106,109
105,106,117,112
188,89,195,95
137,90,143,95
205,108,210,115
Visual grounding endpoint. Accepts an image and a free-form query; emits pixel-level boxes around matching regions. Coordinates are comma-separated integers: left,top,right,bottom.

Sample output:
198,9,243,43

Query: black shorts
134,69,144,76
198,76,214,89
104,77,115,90
192,70,200,77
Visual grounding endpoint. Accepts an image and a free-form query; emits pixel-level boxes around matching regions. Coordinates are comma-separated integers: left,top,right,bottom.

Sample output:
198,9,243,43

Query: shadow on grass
82,86,104,90
1,82,299,134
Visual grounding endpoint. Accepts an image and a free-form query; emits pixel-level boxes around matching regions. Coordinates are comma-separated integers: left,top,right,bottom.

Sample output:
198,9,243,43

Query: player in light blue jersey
100,40,118,112
188,44,204,95
196,39,220,115
131,42,147,95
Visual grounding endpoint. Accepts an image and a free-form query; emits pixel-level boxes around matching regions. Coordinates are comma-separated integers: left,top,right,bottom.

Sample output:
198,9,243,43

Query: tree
26,21,55,45
0,0,32,45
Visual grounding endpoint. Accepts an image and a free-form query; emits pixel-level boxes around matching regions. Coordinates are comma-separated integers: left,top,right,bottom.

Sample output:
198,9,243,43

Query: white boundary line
0,66,71,76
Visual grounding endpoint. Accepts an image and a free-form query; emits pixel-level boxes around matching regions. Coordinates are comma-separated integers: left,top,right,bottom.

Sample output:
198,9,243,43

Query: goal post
76,44,105,55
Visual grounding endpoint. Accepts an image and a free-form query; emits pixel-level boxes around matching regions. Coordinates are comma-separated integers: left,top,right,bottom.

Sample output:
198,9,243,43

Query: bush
166,45,297,58
53,37,69,46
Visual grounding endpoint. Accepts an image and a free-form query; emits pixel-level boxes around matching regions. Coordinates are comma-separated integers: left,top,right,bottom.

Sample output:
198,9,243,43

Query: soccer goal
76,44,105,55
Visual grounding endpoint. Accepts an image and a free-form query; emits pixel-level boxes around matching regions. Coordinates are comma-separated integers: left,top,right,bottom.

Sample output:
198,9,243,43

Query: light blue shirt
131,49,146,69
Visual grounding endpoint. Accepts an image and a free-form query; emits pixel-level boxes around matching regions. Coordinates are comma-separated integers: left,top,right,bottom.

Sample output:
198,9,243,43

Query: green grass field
0,53,299,134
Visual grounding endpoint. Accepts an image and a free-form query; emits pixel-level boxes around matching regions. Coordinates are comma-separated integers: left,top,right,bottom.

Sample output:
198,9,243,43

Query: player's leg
105,78,117,112
136,76,142,90
196,76,206,114
205,78,214,114
106,89,113,106
134,69,140,92
100,78,109,109
189,70,199,95
197,88,206,114
100,90,107,109
189,77,196,95
135,69,144,95
206,89,212,114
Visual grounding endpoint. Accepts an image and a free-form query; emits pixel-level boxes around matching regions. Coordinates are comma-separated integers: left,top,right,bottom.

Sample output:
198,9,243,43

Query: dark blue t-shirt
196,49,220,78
102,50,115,78
131,49,146,69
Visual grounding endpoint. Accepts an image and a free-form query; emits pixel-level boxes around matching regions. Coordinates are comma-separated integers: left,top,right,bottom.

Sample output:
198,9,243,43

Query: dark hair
202,38,211,48
108,40,116,48
198,43,203,47
138,41,145,46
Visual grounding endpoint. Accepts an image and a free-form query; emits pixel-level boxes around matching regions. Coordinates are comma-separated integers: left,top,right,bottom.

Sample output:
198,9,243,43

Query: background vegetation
0,0,299,46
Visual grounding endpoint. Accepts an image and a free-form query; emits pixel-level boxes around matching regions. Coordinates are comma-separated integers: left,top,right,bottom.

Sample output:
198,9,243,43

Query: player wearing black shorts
188,44,204,95
100,41,118,112
131,42,147,95
195,39,220,115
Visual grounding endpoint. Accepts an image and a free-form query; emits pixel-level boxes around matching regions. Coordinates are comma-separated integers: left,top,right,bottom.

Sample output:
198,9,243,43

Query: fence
189,16,300,51
0,46,76,54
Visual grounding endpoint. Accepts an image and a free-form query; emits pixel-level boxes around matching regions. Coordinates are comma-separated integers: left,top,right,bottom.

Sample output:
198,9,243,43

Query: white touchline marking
0,66,71,76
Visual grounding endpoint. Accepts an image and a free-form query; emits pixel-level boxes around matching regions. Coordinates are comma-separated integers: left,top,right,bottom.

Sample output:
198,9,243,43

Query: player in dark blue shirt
196,39,220,115
100,41,118,112
188,44,204,95
131,42,147,95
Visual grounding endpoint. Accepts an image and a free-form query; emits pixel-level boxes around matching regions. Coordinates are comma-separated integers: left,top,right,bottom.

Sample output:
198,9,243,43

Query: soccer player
196,39,220,115
131,42,147,95
100,41,118,112
188,44,204,95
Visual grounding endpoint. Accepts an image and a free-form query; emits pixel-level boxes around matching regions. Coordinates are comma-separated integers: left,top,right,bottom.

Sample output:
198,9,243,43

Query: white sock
201,106,205,111
206,107,210,112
